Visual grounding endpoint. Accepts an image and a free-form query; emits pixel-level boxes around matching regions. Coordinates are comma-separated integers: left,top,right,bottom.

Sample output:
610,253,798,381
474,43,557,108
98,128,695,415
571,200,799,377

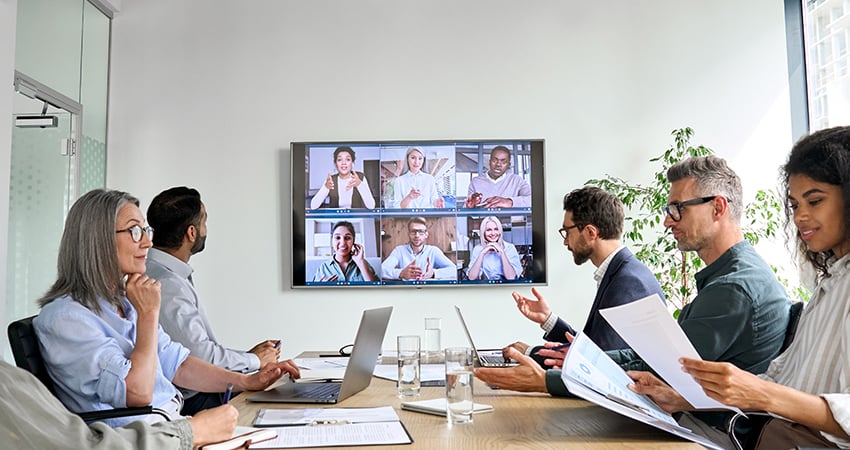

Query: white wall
106,0,793,358
0,0,18,360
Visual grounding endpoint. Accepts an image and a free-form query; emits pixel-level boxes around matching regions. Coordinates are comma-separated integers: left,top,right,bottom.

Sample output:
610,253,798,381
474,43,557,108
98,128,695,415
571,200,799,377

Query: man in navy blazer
476,186,665,393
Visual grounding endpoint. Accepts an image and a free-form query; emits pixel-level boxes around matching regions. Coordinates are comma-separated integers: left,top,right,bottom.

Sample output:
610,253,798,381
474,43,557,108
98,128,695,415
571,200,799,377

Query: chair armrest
79,406,171,423
727,411,773,450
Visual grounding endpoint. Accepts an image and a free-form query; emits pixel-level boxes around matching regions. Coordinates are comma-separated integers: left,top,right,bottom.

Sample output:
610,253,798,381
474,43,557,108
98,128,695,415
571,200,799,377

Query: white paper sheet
249,421,411,448
599,294,740,412
253,406,399,426
293,357,349,370
560,332,723,450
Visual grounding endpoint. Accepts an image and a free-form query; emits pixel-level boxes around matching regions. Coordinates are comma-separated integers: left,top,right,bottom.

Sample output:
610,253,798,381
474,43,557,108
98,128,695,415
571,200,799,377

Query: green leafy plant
587,128,797,313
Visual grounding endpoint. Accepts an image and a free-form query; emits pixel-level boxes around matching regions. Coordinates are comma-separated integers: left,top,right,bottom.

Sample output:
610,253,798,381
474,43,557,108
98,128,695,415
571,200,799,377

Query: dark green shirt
547,241,789,397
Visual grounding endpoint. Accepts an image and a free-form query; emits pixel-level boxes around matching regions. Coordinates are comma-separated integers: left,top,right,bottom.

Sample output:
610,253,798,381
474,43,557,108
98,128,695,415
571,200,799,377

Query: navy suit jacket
531,247,664,364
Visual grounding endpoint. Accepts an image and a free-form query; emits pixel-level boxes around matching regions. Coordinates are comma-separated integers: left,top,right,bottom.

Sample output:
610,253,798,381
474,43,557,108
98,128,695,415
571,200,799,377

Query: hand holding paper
598,294,741,412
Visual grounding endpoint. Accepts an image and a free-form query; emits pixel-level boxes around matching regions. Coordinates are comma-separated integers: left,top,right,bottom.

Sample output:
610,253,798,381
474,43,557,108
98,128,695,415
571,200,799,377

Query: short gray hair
667,156,743,223
39,189,140,314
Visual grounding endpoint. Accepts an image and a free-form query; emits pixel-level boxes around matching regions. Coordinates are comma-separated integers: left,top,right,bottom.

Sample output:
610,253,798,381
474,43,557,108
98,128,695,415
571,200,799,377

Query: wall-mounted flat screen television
291,139,546,288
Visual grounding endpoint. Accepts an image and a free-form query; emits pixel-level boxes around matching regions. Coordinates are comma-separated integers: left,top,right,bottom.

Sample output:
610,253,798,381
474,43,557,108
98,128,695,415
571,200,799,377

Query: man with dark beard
145,187,284,415
476,186,664,392
476,159,789,437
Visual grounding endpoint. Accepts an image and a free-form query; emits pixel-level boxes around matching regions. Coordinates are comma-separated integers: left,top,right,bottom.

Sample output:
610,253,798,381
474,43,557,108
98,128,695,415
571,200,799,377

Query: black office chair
7,315,169,423
725,301,805,450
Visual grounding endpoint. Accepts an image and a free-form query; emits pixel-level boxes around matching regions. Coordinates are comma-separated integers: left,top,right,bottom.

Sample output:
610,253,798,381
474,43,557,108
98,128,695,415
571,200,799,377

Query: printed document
250,406,411,448
561,332,723,450
599,294,740,412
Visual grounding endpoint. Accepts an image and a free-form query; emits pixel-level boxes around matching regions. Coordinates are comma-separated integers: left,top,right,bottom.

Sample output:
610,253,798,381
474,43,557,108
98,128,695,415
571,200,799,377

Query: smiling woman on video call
466,216,522,280
312,221,378,282
391,147,444,209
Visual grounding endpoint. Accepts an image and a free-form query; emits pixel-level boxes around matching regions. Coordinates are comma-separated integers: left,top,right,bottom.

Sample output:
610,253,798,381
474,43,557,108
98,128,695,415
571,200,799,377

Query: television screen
291,139,547,287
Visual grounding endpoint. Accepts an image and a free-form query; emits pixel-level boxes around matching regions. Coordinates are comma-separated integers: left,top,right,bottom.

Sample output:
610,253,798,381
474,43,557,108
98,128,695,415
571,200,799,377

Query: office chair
725,301,805,450
7,315,169,423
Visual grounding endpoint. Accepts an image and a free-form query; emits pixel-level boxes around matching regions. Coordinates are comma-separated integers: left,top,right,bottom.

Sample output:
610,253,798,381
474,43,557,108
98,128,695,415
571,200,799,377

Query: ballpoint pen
274,340,281,349
223,382,233,404
535,342,570,356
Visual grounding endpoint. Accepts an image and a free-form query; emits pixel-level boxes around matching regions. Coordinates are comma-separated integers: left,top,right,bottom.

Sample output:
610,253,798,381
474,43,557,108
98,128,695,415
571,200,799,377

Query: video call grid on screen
291,139,547,288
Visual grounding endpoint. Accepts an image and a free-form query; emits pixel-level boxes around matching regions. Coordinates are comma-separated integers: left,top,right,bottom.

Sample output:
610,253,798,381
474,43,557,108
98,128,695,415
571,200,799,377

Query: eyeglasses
558,224,579,239
663,196,717,222
116,225,154,243
408,229,428,235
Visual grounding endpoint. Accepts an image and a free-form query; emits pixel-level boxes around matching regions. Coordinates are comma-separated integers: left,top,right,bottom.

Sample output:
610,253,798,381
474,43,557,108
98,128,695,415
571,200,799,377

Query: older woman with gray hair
33,189,299,427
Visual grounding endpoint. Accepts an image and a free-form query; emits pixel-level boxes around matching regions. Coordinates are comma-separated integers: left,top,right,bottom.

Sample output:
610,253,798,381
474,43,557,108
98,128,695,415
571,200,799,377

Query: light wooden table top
231,354,701,449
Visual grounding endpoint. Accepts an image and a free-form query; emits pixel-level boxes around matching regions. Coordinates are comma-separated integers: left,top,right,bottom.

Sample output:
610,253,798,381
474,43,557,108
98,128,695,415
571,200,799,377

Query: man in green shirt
476,156,789,409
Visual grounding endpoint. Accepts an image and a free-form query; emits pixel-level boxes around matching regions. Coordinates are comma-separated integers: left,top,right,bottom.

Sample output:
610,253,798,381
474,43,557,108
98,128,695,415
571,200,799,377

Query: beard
190,234,206,255
571,245,592,265
675,233,709,253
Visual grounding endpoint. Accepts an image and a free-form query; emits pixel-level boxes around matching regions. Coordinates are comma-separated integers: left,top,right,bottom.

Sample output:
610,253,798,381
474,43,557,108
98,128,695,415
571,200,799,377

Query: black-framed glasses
116,225,154,243
663,196,717,222
558,224,579,239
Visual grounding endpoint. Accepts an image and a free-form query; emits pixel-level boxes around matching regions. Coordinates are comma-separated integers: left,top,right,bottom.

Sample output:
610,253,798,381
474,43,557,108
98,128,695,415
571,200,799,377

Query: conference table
232,353,702,449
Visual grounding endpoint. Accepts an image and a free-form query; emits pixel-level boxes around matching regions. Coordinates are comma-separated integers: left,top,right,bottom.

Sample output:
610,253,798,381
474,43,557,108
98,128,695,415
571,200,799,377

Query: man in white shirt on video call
381,217,456,281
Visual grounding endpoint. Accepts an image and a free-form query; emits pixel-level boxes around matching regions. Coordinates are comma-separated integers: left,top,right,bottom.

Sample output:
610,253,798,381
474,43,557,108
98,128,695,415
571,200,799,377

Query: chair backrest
7,315,56,395
781,302,804,353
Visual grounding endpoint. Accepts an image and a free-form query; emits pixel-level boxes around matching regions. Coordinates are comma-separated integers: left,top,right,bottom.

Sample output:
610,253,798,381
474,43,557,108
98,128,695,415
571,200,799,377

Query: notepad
249,406,412,448
400,398,493,416
200,426,277,450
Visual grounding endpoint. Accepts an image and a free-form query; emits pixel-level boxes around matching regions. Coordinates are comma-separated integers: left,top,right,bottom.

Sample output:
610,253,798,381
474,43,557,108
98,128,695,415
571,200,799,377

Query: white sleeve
310,184,331,209
357,176,376,209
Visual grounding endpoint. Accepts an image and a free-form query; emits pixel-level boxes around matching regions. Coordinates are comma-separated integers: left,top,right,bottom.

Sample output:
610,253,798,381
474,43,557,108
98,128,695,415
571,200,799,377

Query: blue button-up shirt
34,295,190,427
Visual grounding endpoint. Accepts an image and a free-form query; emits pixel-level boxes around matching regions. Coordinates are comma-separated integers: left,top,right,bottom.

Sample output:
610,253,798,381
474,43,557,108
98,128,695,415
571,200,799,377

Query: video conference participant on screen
381,217,456,281
309,146,376,210
465,146,532,209
313,220,378,282
390,147,445,209
466,216,523,281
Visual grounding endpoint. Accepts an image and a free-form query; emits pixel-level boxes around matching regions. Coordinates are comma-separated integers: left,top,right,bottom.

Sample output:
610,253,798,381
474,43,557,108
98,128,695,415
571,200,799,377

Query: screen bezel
291,139,547,288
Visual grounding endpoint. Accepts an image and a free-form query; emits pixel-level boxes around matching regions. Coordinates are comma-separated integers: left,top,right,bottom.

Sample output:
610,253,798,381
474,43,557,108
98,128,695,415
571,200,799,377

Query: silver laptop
247,306,392,403
454,305,518,368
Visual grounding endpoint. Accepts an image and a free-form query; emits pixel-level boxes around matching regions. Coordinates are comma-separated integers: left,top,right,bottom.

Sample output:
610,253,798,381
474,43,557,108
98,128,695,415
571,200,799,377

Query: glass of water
397,335,421,397
424,317,441,363
445,347,474,424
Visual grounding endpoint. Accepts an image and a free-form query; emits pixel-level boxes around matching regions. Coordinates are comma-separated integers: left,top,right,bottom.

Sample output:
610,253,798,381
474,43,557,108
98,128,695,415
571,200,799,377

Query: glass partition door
6,80,80,320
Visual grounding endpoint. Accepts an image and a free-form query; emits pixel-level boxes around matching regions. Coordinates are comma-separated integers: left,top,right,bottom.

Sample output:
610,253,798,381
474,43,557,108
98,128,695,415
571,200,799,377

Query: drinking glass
424,317,441,363
445,347,474,424
397,335,421,397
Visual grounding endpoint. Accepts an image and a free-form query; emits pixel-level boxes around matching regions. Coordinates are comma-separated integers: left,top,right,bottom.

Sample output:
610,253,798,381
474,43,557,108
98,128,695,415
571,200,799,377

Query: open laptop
454,305,518,368
247,306,392,403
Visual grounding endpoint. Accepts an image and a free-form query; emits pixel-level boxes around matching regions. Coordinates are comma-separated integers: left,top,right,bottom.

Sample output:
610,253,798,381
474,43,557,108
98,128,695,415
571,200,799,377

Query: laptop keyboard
294,383,341,399
479,353,512,366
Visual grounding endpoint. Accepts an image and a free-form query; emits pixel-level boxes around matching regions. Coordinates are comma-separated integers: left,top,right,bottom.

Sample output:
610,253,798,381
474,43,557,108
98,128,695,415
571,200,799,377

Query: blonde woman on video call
466,216,523,280
391,147,445,209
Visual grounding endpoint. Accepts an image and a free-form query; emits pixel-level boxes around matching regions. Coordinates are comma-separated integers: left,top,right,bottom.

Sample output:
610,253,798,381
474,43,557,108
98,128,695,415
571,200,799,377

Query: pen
223,382,233,404
273,340,281,349
535,342,570,356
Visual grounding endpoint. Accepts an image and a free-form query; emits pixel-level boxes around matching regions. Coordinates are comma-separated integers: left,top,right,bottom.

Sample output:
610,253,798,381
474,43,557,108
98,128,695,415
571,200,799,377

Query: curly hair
781,126,850,278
